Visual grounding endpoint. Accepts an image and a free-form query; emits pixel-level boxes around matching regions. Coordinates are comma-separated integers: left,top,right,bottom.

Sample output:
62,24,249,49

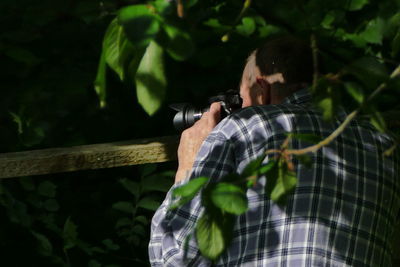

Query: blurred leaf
163,23,194,61
266,159,297,203
38,181,56,198
392,30,400,57
210,183,248,215
259,160,277,175
345,82,364,104
132,224,146,237
119,178,140,198
203,18,231,31
170,177,208,209
134,215,148,225
94,49,107,108
112,201,134,214
236,17,256,36
9,112,23,134
118,5,160,48
359,18,385,44
348,0,369,11
135,41,167,115
241,156,265,178
115,217,132,229
88,260,102,267
318,97,334,121
102,239,120,251
44,199,59,212
296,154,313,168
19,177,35,191
370,110,387,132
137,196,160,211
141,174,172,193
346,57,388,88
63,217,78,250
32,231,52,256
139,164,157,177
196,213,224,260
4,47,41,66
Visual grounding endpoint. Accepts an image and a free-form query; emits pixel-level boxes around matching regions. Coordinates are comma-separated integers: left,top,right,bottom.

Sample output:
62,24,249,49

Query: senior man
149,36,399,266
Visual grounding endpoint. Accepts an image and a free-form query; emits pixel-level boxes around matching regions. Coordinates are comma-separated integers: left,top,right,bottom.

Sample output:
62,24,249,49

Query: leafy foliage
1,0,400,265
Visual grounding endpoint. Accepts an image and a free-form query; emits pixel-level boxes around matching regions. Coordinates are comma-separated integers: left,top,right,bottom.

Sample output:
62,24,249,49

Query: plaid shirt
149,89,399,266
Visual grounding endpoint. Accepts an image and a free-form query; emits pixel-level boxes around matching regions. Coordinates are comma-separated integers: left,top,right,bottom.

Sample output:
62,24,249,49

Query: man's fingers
208,102,221,128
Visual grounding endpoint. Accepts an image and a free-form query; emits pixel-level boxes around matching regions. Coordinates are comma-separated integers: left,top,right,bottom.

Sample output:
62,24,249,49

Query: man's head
240,36,313,107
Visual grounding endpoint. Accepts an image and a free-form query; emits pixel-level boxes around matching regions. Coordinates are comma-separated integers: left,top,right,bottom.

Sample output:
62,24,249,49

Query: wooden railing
0,136,398,264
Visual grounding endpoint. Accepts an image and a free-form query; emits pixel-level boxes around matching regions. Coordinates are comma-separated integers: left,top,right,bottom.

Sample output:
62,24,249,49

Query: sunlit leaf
135,41,167,115
345,82,364,104
94,49,107,108
210,183,248,215
196,213,225,260
163,23,194,61
318,97,333,121
359,18,385,44
348,0,369,11
170,177,208,210
118,5,160,48
236,17,256,36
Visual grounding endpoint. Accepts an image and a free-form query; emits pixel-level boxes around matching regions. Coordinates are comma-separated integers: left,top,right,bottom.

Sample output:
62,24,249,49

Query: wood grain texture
0,136,179,179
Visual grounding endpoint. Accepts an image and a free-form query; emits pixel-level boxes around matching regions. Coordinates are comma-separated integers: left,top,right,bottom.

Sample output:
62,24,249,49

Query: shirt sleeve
149,128,236,266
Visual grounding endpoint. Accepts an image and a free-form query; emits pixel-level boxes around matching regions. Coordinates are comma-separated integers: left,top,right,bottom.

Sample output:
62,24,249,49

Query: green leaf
348,0,369,11
236,17,256,36
140,164,157,177
265,159,297,203
392,29,400,57
19,177,35,191
112,201,134,214
134,215,148,225
94,49,107,108
241,155,266,178
346,57,388,88
270,163,297,203
63,217,78,250
163,23,194,61
102,239,120,251
296,154,313,168
210,183,248,215
287,133,323,144
115,217,132,229
259,160,277,175
196,213,225,260
141,174,173,193
370,110,387,132
135,41,167,115
170,177,208,209
38,181,56,198
359,18,385,44
119,178,140,198
118,5,160,48
345,82,364,104
137,196,160,211
102,18,136,81
132,224,146,237
318,97,333,121
44,199,59,212
88,260,102,267
172,177,208,197
32,231,52,256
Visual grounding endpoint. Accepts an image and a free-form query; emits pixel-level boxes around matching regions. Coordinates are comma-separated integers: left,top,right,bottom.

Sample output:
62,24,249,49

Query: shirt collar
282,88,312,105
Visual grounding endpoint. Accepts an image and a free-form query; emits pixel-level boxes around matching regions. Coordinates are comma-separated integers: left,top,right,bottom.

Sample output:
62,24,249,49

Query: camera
170,90,242,131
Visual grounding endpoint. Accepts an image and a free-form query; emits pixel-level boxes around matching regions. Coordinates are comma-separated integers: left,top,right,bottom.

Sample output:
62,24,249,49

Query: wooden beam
0,136,179,179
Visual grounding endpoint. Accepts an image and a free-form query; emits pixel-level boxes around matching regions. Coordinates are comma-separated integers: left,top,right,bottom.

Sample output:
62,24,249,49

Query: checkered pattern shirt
149,89,399,266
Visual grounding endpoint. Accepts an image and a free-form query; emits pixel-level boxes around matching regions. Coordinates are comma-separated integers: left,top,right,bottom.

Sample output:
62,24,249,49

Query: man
149,36,399,266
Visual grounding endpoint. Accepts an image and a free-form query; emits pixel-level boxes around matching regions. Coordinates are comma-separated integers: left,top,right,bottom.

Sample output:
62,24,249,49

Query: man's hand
175,102,221,183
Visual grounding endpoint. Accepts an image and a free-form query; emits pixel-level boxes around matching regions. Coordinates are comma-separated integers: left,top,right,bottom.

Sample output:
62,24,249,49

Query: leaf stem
265,64,400,156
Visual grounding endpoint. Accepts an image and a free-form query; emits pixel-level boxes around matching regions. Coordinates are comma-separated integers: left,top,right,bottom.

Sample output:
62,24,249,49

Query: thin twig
265,64,400,156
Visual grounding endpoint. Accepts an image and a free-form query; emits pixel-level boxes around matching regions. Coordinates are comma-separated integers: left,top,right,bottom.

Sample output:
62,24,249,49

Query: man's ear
256,77,271,105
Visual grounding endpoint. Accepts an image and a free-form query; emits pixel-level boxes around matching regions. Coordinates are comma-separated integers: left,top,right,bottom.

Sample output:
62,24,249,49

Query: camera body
170,90,242,131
